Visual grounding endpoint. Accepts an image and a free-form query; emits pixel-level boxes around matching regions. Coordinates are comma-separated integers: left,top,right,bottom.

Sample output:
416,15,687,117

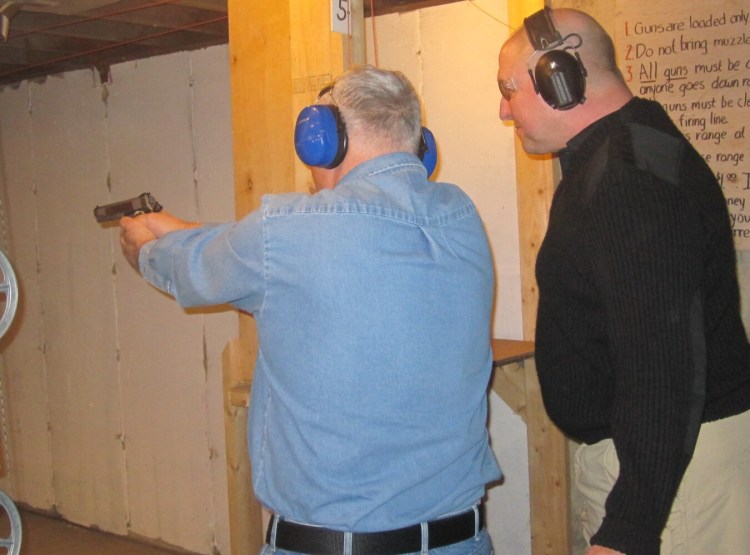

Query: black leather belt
265,504,484,555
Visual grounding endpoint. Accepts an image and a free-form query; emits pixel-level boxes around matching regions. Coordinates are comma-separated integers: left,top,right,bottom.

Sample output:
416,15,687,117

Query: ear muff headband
523,7,587,110
294,104,348,169
524,6,564,51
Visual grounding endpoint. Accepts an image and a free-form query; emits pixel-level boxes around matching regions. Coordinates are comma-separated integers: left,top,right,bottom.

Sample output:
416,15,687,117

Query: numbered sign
615,0,750,248
332,0,351,35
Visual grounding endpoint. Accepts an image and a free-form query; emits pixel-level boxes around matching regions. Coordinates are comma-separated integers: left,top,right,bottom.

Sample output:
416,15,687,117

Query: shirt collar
338,152,427,186
559,97,640,175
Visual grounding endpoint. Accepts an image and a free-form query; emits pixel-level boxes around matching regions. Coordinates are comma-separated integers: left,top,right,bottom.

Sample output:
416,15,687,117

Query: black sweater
535,97,750,554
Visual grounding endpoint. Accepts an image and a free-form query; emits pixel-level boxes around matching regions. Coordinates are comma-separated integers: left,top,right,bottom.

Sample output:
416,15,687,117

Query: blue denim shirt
140,152,501,532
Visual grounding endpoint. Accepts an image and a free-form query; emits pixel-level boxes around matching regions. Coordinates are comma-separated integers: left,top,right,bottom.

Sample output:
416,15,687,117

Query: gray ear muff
529,50,587,110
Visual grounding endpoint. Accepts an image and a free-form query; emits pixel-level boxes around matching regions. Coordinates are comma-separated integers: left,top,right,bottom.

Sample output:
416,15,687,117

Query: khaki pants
575,409,750,554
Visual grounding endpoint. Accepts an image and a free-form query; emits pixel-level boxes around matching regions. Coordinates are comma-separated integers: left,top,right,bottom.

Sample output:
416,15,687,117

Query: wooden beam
490,339,535,422
524,357,570,555
508,0,556,342
225,1,359,552
228,0,295,219
225,1,295,546
515,147,555,341
222,338,260,554
364,0,462,17
490,339,571,555
504,2,571,552
491,362,528,421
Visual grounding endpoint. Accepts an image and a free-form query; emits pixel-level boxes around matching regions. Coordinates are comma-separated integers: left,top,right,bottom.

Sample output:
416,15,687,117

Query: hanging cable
468,0,514,29
369,0,378,67
346,0,352,67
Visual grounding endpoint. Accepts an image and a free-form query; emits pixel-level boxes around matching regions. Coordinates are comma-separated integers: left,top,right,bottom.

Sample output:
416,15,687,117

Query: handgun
94,192,163,223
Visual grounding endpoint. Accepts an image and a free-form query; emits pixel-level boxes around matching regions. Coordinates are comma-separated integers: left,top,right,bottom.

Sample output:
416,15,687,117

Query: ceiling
0,0,459,89
0,0,230,88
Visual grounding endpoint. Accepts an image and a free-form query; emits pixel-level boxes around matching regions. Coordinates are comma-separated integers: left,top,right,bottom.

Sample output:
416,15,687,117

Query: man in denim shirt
120,65,500,555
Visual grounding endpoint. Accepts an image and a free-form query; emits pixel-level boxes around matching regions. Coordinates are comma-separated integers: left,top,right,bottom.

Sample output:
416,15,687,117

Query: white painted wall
0,1,527,553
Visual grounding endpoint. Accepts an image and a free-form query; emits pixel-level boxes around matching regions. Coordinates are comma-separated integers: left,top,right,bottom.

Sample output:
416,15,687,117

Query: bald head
549,9,624,88
504,8,626,95
497,8,633,154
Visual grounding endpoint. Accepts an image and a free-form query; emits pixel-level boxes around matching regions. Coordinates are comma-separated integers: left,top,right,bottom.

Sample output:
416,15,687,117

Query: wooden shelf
492,338,535,366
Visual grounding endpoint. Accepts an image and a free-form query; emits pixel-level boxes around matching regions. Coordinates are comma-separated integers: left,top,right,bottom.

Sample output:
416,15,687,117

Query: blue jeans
259,527,493,555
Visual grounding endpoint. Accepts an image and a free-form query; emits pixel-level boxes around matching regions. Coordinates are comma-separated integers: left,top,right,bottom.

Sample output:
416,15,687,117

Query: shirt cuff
138,240,153,276
138,239,173,295
591,515,662,555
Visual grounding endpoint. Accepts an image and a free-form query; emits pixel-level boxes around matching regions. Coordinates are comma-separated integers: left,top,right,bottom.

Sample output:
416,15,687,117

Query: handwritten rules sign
614,0,750,248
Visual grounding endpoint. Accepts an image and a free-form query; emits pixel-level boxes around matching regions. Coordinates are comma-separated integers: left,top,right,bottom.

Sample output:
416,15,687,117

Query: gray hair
324,64,423,154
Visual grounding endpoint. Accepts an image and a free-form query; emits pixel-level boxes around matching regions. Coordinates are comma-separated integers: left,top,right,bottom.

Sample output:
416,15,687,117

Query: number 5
336,0,348,22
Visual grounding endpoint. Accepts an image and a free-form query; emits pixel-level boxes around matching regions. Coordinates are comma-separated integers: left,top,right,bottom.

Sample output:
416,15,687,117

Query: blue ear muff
296,105,437,177
419,127,438,178
294,105,348,169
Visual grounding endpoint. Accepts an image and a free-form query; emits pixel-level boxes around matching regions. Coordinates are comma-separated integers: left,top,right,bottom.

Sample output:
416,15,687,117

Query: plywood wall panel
28,69,128,532
188,44,236,555
0,82,56,510
107,53,223,552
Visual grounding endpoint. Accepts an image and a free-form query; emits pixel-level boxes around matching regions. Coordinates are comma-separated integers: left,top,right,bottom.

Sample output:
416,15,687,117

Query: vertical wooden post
224,1,363,553
525,358,570,555
222,337,259,554
508,0,556,342
507,2,571,554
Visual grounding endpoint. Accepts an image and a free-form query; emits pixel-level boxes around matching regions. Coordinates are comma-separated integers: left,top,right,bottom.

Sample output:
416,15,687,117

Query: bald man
498,8,750,555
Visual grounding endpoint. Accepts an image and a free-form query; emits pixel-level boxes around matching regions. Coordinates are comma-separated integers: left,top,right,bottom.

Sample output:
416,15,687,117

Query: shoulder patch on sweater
628,123,684,185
